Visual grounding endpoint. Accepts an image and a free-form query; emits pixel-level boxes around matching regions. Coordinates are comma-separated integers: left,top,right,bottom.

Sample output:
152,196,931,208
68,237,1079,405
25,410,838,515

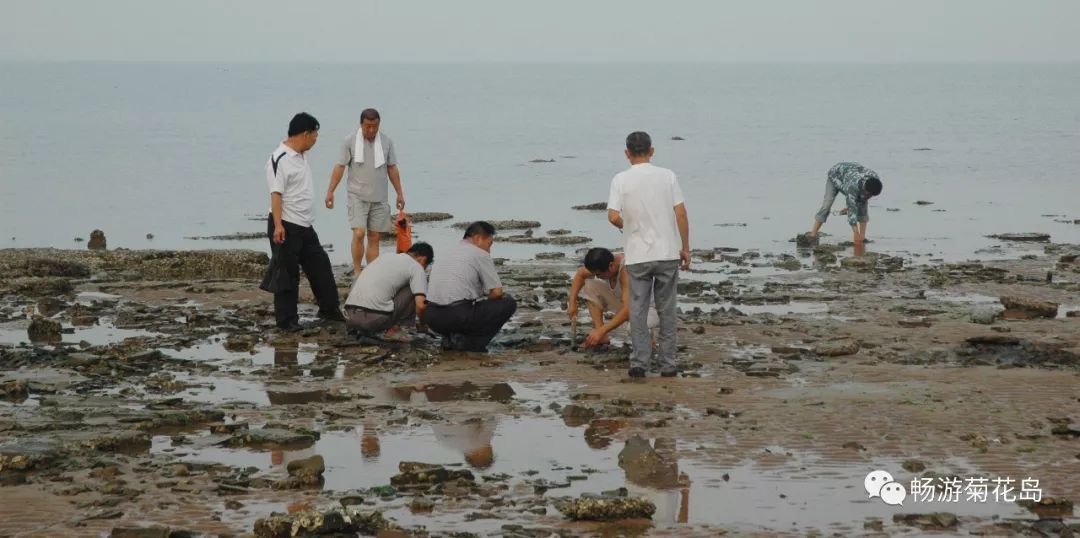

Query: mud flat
1,242,1080,536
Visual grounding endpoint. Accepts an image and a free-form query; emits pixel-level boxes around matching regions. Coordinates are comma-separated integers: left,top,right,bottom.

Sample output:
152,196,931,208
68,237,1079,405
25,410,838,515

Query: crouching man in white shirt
343,242,433,340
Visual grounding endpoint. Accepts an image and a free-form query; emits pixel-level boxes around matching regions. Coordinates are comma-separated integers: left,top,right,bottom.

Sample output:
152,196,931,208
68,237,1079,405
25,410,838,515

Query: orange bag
395,210,412,253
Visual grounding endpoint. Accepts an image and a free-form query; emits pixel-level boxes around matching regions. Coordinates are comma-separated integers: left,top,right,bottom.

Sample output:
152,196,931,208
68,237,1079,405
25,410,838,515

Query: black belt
426,299,475,308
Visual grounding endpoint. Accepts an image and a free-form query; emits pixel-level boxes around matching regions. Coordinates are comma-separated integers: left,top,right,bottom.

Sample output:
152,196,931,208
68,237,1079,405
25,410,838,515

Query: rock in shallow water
1000,296,1058,319
88,229,107,250
27,316,62,343
795,233,819,248
572,202,607,211
987,232,1050,243
554,494,656,521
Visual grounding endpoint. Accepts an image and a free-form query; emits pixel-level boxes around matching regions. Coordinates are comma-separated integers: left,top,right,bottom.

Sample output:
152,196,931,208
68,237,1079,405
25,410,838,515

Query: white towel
354,130,386,169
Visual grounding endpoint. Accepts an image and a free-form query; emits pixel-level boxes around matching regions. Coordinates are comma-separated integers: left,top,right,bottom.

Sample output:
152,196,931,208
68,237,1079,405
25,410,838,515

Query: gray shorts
347,196,392,233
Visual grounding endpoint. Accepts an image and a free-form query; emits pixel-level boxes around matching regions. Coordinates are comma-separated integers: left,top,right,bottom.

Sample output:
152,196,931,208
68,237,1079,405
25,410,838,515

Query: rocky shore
1,238,1079,537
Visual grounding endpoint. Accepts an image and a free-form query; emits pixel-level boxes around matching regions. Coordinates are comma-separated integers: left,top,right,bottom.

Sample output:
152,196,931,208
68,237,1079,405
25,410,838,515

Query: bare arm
388,164,404,210
605,267,632,332
608,209,623,230
567,267,589,319
325,165,345,209
414,295,427,320
270,193,285,244
674,203,690,269
488,287,505,300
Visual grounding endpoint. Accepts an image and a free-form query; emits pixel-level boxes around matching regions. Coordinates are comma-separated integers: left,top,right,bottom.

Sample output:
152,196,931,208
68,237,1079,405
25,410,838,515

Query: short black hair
408,242,434,263
865,177,883,196
288,112,319,137
360,108,381,123
626,131,652,157
463,221,496,239
583,247,615,273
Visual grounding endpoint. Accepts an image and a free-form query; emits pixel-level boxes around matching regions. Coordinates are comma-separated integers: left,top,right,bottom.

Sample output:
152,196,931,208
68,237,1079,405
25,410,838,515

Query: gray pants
626,260,679,371
814,175,868,224
344,286,416,334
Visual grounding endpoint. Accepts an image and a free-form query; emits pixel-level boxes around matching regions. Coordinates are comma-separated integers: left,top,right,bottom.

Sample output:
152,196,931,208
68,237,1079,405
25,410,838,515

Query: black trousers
422,297,517,352
261,215,339,328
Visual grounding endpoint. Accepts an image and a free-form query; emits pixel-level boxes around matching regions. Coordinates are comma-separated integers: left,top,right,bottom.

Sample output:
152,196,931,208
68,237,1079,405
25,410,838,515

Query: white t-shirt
265,143,315,227
345,253,427,312
607,163,685,265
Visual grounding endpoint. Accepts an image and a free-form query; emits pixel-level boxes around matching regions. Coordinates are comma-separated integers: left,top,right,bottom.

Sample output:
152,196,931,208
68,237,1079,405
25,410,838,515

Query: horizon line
2,59,1079,65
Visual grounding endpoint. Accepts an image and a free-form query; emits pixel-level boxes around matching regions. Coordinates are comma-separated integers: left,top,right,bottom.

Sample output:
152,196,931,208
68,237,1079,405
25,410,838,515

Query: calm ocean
2,62,1078,265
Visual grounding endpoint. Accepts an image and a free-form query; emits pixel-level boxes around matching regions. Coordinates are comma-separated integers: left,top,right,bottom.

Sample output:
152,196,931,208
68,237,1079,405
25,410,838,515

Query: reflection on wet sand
273,346,299,367
432,416,499,470
388,382,516,404
360,423,381,459
619,436,691,526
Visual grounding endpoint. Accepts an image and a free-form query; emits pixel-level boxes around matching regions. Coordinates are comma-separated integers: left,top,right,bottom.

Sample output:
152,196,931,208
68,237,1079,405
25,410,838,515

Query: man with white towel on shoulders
325,108,405,277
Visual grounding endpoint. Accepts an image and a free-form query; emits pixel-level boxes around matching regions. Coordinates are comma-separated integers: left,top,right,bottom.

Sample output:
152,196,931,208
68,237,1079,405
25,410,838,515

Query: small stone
970,306,1001,325
902,459,927,473
899,318,932,328
892,512,958,530
813,340,860,357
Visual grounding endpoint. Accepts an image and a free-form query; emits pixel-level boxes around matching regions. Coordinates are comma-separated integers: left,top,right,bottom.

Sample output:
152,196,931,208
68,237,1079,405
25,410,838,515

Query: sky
2,0,1079,63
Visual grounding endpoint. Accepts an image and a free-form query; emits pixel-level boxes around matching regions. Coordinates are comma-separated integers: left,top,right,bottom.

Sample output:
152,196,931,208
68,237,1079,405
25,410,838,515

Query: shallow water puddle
168,340,321,367
0,318,160,346
155,417,1045,533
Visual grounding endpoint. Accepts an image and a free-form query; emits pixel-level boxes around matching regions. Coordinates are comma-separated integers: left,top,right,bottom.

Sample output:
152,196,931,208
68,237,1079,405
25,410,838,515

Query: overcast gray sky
3,0,1079,62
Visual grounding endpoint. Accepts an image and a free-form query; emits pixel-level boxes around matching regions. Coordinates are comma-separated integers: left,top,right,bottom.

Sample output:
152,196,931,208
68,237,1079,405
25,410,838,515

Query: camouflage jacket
828,162,878,226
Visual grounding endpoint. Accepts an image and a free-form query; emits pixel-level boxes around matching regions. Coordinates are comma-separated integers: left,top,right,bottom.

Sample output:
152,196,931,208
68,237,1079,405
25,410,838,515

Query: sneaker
628,367,646,378
278,322,304,332
660,369,678,378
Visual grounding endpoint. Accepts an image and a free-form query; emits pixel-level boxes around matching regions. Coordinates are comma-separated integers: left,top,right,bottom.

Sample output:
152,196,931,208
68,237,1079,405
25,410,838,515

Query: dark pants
345,286,416,334
262,215,340,328
422,297,517,352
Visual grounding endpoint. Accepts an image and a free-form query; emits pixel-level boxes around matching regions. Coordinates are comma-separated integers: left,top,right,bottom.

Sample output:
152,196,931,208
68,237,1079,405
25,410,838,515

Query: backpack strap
271,151,288,176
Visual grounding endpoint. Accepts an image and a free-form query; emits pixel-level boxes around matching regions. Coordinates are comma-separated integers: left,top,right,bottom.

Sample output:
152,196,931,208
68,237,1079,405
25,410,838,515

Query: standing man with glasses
325,108,405,277
260,112,344,331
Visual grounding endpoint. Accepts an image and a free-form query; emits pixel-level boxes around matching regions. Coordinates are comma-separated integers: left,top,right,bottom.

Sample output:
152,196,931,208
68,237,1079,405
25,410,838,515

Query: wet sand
1,240,1079,537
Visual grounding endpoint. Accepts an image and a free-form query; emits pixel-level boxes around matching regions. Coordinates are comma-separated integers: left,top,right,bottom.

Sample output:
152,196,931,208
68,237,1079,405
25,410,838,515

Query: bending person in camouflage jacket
808,162,883,247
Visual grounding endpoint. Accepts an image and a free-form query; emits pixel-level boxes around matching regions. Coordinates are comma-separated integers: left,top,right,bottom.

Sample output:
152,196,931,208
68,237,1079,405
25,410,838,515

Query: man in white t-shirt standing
260,112,344,331
606,131,691,378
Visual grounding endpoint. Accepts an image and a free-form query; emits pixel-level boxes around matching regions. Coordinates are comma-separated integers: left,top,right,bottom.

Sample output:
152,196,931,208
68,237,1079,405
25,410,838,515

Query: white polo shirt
607,163,685,266
265,143,315,227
